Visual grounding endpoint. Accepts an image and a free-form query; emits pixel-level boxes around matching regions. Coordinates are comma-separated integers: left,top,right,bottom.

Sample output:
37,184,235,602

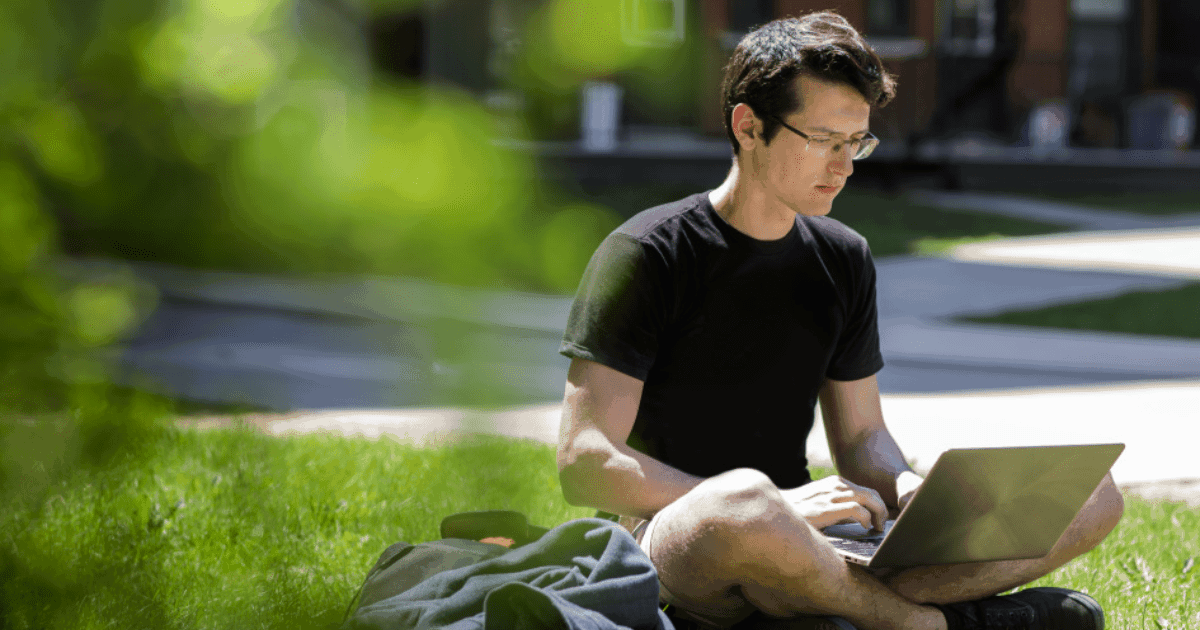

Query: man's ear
731,103,759,150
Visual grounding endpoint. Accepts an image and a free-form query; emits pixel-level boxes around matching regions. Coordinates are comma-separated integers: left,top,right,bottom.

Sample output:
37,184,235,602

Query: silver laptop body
822,443,1125,569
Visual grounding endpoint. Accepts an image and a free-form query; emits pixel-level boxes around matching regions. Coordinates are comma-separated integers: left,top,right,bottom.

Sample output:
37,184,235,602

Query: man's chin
794,201,834,217
775,190,835,217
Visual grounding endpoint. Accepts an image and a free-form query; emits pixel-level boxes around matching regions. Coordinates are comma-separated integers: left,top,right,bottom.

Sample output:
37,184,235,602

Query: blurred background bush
7,0,652,294
0,0,662,621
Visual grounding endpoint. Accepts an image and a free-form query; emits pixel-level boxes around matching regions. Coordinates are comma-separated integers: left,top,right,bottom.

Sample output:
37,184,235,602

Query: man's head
720,12,896,155
719,12,896,216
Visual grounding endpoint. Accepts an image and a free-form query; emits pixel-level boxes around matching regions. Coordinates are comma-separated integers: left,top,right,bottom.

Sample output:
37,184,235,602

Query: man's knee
694,468,786,526
679,468,815,562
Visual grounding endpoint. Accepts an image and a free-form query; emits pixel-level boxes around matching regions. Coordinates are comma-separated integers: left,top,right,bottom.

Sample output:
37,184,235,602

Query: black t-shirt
560,192,883,489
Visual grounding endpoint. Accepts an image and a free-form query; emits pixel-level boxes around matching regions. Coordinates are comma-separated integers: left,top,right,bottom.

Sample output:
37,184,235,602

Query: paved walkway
85,189,1200,501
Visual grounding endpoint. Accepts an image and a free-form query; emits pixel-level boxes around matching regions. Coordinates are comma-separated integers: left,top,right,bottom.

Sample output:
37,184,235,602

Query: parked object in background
1126,91,1196,150
581,81,624,152
1025,100,1072,150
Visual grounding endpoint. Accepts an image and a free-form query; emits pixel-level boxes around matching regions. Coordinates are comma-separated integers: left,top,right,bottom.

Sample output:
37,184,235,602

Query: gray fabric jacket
348,518,674,630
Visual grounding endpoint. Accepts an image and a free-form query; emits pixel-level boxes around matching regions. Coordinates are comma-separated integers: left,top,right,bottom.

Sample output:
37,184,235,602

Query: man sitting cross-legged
555,12,1124,630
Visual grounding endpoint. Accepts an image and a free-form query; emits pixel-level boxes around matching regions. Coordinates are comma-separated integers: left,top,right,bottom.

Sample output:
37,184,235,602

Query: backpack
342,510,550,621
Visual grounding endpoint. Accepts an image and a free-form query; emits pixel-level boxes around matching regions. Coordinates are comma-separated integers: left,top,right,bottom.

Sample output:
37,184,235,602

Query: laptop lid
859,443,1124,569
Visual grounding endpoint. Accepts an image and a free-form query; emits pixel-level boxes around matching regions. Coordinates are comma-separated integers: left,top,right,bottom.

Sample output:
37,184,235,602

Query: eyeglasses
769,116,879,160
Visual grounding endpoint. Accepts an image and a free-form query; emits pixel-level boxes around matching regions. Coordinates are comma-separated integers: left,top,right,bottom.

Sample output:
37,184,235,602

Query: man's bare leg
648,468,947,630
880,473,1124,604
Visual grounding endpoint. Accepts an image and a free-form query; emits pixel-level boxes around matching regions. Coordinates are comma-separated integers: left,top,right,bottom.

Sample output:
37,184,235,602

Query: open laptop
822,443,1124,569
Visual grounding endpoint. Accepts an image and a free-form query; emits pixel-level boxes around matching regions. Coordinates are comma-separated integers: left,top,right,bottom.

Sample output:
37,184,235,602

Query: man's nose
829,145,854,176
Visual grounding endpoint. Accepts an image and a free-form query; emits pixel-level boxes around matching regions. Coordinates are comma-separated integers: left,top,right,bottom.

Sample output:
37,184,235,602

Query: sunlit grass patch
962,283,1200,340
908,234,1012,257
0,427,592,630
831,189,1064,259
1035,191,1200,217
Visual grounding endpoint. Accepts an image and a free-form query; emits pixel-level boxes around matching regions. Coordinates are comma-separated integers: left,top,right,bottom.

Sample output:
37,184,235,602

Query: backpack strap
440,510,549,547
343,510,550,624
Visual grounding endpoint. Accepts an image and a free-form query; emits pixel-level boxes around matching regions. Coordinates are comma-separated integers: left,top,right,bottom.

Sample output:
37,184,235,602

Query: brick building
375,0,1200,190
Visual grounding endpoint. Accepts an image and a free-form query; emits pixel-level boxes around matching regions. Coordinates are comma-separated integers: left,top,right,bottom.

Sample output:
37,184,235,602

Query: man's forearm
559,431,704,520
832,427,913,508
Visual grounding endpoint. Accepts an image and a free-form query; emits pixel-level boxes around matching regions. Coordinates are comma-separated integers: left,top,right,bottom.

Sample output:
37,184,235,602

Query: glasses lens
853,136,879,160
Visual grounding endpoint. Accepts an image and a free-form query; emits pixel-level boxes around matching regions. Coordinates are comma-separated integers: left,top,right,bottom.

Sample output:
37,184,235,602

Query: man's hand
781,476,888,532
894,470,924,516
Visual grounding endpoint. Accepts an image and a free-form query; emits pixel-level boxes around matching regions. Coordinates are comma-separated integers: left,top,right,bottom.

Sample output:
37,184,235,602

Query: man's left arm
818,374,922,516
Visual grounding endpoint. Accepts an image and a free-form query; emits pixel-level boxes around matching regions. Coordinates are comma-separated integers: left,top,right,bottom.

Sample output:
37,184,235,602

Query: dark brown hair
720,11,897,154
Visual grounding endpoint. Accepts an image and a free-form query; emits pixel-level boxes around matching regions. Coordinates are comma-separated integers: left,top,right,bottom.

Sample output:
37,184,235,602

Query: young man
556,12,1123,630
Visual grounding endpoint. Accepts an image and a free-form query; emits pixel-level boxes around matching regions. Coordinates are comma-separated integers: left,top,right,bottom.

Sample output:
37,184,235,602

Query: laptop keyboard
828,535,885,558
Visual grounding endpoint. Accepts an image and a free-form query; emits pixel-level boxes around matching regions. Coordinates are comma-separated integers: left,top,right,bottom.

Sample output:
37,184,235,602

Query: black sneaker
938,587,1104,630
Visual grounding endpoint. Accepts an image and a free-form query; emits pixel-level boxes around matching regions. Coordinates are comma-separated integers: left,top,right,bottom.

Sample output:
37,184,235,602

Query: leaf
1156,617,1171,630
1184,558,1195,575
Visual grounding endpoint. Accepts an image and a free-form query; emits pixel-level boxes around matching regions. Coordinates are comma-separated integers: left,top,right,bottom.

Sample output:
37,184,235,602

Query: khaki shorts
621,514,755,629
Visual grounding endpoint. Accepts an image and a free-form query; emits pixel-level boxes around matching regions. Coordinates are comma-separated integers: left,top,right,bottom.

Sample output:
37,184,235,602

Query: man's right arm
556,357,704,520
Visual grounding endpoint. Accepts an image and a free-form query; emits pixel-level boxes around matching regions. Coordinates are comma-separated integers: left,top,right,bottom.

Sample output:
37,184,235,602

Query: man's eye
810,137,835,145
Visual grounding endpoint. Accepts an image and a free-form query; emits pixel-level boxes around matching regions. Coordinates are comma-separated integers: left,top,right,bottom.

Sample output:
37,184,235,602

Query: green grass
3,427,1192,629
964,283,1200,340
1035,191,1200,216
0,424,592,630
831,189,1064,258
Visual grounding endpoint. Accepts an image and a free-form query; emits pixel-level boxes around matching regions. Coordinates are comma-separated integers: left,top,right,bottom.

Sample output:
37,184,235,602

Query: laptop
822,443,1124,569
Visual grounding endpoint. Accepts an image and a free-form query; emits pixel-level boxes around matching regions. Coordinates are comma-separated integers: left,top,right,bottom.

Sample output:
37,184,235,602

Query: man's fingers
829,502,879,532
852,504,874,531
839,481,887,531
829,479,888,532
859,487,888,530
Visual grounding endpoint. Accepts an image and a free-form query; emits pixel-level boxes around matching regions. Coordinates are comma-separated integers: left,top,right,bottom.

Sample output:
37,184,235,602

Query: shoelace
983,604,1035,629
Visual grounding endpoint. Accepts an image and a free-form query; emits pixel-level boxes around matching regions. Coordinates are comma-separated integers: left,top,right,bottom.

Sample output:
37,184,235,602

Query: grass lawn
0,424,593,630
831,188,1066,258
1034,191,1200,217
964,283,1200,340
2,426,1195,629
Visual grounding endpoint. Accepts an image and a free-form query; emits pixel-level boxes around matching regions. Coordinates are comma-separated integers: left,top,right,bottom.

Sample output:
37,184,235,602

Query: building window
942,0,997,56
867,0,911,37
1068,0,1131,100
729,0,773,33
720,0,772,50
622,0,686,47
1071,0,1128,21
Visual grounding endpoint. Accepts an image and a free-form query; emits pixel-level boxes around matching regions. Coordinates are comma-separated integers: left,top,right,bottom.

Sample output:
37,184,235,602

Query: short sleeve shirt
560,192,883,489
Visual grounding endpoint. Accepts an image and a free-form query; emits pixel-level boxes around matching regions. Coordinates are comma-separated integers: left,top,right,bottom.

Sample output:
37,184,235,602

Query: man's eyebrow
808,126,870,137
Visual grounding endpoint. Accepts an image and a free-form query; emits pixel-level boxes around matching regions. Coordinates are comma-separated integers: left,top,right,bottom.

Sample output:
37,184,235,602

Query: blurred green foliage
0,0,678,623
5,0,640,293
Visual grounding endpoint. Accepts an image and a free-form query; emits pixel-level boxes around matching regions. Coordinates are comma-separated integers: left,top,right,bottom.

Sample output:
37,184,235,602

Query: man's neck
708,161,797,241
